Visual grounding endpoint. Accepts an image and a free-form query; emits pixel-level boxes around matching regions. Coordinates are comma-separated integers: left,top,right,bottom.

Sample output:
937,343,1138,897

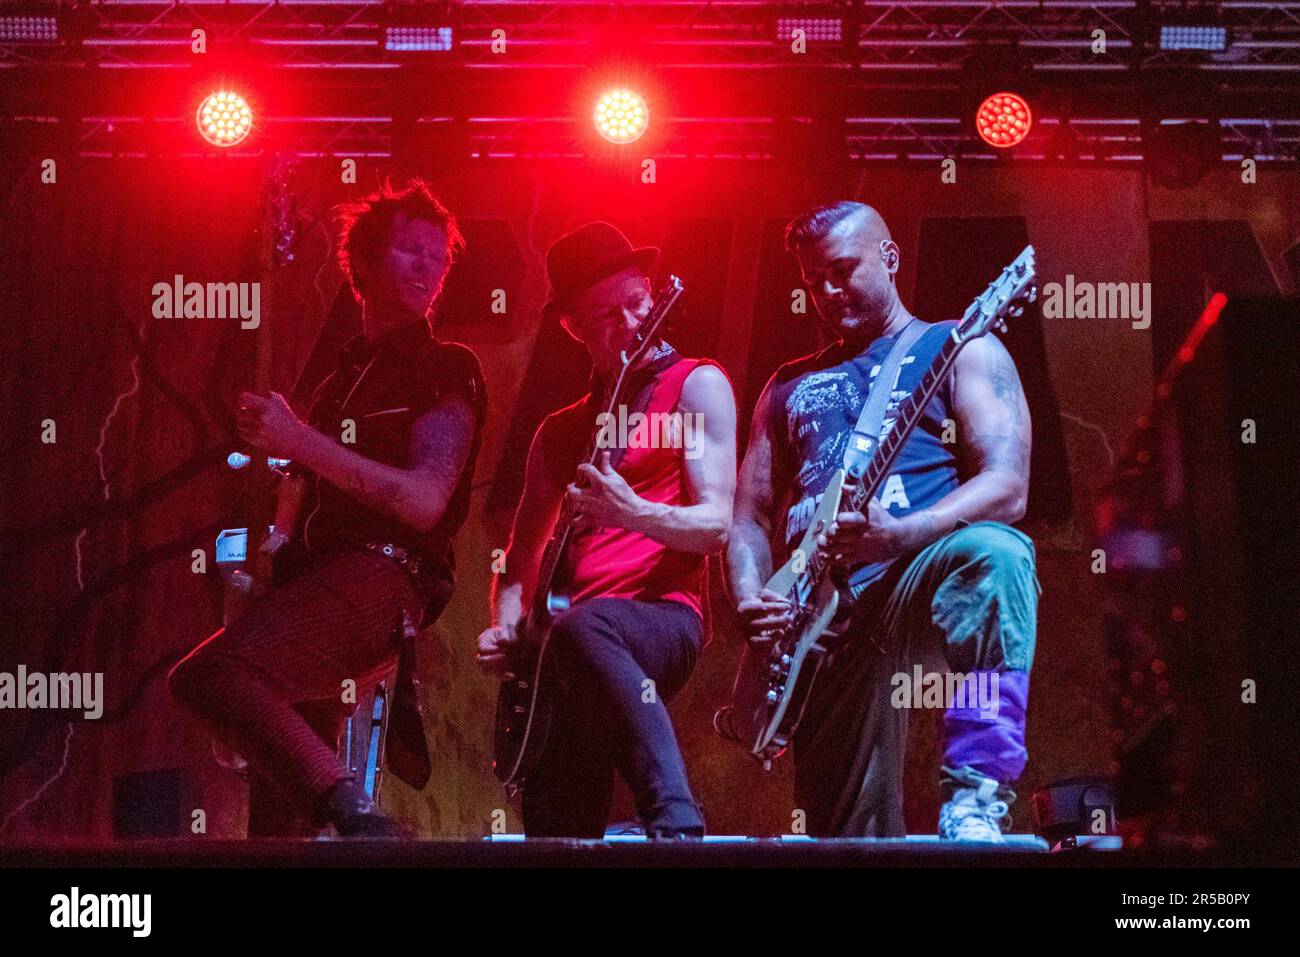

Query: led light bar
776,18,843,44
0,14,58,42
384,26,453,53
1159,24,1229,52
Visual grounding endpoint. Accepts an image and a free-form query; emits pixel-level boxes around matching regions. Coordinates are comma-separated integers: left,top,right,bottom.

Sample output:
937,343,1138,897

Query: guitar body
492,594,567,795
728,469,851,763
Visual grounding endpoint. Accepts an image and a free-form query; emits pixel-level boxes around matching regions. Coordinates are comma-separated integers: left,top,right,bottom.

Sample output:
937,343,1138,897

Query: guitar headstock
955,245,1037,343
621,274,685,369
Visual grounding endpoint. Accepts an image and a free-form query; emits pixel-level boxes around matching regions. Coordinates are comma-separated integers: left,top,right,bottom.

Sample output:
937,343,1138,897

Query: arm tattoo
339,398,475,525
969,431,1031,475
729,398,782,597
988,347,1024,427
410,398,475,490
346,472,411,519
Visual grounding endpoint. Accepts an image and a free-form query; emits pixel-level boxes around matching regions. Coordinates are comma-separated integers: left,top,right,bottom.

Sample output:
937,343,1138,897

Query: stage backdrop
2,154,1295,839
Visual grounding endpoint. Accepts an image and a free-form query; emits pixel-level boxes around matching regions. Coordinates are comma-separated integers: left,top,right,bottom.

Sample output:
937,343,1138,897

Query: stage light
594,89,649,145
775,17,842,43
0,14,57,42
196,91,253,148
975,92,1032,149
384,26,453,53
1159,23,1228,52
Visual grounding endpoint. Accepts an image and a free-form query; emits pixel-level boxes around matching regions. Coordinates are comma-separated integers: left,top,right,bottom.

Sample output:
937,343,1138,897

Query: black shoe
334,811,412,839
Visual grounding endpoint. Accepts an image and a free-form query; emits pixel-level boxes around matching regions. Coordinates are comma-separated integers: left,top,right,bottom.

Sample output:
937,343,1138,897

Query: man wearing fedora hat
477,222,738,839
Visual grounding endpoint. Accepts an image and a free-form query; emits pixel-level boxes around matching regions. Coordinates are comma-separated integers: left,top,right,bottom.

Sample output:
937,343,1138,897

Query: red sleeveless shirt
540,357,722,621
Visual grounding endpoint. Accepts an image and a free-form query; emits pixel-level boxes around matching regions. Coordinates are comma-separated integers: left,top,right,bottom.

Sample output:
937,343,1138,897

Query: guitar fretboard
528,278,684,620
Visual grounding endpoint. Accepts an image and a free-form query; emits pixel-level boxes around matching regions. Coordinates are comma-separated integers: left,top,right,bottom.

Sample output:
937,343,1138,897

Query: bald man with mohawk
726,201,1041,840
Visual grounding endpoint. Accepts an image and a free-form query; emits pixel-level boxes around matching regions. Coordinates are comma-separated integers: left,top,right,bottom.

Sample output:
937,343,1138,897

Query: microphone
227,452,292,472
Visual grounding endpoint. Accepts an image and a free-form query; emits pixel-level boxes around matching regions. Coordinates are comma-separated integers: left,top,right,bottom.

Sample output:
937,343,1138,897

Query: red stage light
975,92,1032,149
197,91,253,148
594,89,648,144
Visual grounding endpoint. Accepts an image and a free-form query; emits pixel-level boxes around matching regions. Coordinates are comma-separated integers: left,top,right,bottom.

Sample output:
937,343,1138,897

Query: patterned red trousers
168,549,419,829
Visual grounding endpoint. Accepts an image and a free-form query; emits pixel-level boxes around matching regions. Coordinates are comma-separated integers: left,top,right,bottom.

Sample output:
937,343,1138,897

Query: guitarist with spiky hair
727,201,1040,841
476,222,737,839
169,181,486,838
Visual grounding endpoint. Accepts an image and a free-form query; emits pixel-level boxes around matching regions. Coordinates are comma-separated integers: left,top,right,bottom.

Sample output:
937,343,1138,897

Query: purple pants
792,521,1040,837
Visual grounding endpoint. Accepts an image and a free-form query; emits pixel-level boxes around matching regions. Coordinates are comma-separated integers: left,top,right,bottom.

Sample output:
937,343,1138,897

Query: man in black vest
169,181,485,837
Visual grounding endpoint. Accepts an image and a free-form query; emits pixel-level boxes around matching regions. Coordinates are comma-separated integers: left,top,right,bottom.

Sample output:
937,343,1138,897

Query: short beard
824,294,891,343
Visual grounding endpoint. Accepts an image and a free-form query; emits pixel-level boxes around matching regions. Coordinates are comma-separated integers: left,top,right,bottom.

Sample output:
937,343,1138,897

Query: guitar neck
244,160,286,585
527,278,684,620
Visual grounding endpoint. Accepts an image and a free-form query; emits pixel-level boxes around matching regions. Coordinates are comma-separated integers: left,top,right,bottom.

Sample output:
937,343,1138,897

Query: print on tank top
775,322,961,593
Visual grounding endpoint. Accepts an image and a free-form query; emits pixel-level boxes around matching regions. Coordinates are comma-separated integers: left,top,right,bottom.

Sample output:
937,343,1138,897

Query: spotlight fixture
594,89,649,145
975,92,1033,149
196,91,253,148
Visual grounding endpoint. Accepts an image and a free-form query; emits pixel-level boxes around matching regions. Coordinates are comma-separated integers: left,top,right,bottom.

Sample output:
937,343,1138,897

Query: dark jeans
792,521,1041,837
522,597,705,838
168,549,419,828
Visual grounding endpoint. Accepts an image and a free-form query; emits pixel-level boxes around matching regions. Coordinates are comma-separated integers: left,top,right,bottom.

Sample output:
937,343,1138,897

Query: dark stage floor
2,836,1277,869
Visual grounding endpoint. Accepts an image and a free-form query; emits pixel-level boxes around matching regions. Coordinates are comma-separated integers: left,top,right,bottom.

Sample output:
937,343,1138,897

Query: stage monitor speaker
1283,240,1300,288
112,768,187,838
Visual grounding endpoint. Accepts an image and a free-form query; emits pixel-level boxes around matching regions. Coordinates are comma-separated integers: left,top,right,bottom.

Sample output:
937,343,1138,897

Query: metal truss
2,2,1298,72
2,3,1298,161
46,110,1296,163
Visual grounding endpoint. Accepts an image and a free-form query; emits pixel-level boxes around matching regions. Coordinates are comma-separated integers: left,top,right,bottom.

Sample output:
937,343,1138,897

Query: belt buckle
371,541,419,581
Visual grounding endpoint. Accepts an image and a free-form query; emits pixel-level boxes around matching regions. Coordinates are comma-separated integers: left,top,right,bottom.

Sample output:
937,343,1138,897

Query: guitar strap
594,343,682,472
842,318,928,480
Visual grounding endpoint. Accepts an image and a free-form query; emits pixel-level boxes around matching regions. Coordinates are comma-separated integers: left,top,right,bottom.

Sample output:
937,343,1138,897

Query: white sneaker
938,775,1011,843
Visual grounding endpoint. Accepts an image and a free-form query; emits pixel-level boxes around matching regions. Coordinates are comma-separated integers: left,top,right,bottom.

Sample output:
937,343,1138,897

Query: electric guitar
221,154,298,618
719,247,1038,767
493,275,686,795
213,155,298,774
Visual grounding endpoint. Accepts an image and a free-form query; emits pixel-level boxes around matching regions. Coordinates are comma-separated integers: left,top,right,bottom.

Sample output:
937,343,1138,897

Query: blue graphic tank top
766,320,961,593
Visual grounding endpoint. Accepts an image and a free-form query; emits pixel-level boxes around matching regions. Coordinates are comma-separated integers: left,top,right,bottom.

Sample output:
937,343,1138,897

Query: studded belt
365,541,424,582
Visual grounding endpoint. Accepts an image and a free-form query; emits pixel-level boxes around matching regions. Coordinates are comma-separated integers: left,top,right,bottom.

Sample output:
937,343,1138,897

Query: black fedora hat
542,221,659,320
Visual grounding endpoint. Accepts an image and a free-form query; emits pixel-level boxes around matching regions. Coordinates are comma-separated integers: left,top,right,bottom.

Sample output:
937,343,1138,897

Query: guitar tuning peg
1026,285,1038,304
995,319,1009,333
